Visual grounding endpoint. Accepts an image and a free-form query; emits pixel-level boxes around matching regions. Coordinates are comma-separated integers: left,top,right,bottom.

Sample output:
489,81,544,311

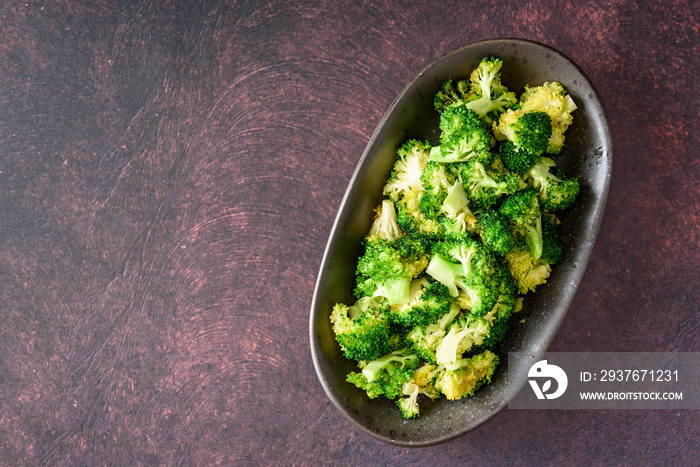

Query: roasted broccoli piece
330,296,392,361
498,188,543,260
346,348,421,400
524,157,580,211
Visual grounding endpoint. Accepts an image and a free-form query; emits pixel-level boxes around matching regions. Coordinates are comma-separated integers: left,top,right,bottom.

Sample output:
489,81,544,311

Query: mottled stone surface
0,0,696,465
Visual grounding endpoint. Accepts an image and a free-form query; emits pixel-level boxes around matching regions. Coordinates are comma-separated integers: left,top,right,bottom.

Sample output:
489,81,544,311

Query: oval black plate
310,38,613,446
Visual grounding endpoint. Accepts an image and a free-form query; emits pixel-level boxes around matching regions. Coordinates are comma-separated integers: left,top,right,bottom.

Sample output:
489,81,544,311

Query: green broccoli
388,279,453,328
429,108,493,164
540,215,564,265
330,297,392,361
493,110,552,156
514,81,577,154
434,313,491,368
406,303,461,363
383,139,431,201
499,139,541,175
419,161,456,219
426,236,501,315
467,263,517,353
524,157,580,211
504,240,552,294
476,209,515,256
498,188,543,260
457,159,520,209
464,57,518,122
346,348,421,400
433,350,499,400
354,236,429,304
366,199,402,242
433,79,471,113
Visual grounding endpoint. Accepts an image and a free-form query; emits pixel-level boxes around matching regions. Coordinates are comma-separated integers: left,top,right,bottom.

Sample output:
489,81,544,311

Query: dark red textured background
0,0,697,465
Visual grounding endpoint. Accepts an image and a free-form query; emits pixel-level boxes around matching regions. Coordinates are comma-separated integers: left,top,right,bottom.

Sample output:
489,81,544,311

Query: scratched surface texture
0,0,697,465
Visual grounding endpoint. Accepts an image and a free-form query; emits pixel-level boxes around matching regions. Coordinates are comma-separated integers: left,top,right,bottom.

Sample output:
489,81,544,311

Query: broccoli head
504,242,552,294
354,236,429,304
433,79,471,113
388,279,453,328
457,159,520,210
433,350,499,400
524,157,580,211
330,297,392,361
498,188,543,260
493,110,552,157
346,348,421,399
476,209,515,256
499,139,541,175
367,199,402,242
429,108,493,164
464,57,518,122
383,139,431,201
517,82,577,154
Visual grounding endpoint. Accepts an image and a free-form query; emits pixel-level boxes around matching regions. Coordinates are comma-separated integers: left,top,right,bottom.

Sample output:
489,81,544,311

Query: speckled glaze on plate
309,38,613,447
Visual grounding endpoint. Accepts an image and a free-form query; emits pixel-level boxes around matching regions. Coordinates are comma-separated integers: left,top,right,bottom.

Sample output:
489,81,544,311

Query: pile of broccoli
331,57,580,419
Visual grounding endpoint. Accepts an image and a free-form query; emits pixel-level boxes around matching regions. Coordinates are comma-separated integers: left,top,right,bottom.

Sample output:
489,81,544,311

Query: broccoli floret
426,237,501,315
504,242,552,294
464,57,518,122
493,110,552,156
435,314,491,368
331,297,392,361
433,350,499,400
406,303,461,363
431,136,494,166
419,161,456,219
524,157,580,211
499,140,541,175
476,209,515,256
396,363,443,418
367,199,402,242
457,159,520,210
354,236,429,304
438,105,487,143
517,82,577,154
383,139,431,201
540,215,564,265
394,187,443,240
389,279,453,328
498,188,543,260
468,263,517,353
346,348,421,400
433,79,471,113
397,382,421,418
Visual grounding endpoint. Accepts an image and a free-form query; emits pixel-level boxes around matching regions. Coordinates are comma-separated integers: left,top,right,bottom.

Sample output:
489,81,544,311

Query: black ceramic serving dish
310,38,612,446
